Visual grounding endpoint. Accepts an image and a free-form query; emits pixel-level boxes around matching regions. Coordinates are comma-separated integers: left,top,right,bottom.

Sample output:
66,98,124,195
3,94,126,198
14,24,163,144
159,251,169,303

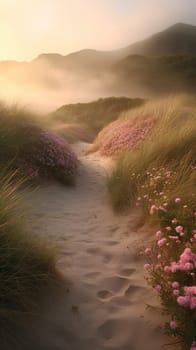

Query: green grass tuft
0,171,57,319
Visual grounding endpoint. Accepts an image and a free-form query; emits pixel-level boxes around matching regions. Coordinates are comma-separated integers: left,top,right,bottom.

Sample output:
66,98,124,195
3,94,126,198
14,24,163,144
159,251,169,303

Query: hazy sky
0,0,195,61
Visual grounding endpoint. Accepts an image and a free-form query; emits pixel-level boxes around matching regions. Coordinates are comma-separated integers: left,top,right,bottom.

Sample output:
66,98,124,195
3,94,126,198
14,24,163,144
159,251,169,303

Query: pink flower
184,286,196,296
157,238,167,247
145,248,151,255
155,285,162,293
175,198,181,204
170,262,178,273
164,266,170,272
191,341,196,350
172,281,179,289
144,264,151,271
172,218,178,224
175,225,184,234
190,297,196,310
166,226,172,231
170,320,177,329
184,262,194,271
156,230,163,238
150,205,157,215
177,296,190,307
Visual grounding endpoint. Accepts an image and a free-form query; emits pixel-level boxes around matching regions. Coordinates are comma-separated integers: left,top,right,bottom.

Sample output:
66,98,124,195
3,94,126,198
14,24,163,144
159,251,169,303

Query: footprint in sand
119,268,136,277
97,290,113,300
102,276,130,294
98,318,133,341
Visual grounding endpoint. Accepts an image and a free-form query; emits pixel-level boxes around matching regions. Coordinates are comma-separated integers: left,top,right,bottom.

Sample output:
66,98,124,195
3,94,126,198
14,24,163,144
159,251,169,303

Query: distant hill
114,54,196,94
122,23,196,57
34,23,196,70
51,97,145,133
34,50,119,73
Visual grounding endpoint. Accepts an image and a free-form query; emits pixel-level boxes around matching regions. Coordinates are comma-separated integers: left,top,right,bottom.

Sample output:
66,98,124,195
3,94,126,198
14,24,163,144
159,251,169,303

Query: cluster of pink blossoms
191,341,196,350
142,181,196,347
94,118,157,156
168,248,196,273
177,286,196,309
19,130,78,184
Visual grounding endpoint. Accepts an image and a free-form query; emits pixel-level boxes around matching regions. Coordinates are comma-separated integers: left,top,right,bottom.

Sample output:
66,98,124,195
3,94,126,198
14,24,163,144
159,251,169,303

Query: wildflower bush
0,104,78,184
107,96,196,348
18,130,78,184
141,166,196,349
91,117,157,156
108,96,196,210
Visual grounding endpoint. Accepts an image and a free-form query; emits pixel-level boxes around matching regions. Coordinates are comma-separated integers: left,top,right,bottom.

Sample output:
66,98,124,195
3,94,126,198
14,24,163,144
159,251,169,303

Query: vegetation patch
0,104,78,185
91,116,157,156
107,96,195,209
107,96,196,348
142,165,196,349
0,172,58,332
51,97,145,134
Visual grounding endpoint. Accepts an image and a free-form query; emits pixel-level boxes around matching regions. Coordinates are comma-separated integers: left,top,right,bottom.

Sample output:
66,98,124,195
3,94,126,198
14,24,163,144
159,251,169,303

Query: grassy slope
106,96,196,348
0,172,57,319
51,97,145,134
107,96,196,210
0,105,60,343
0,104,43,168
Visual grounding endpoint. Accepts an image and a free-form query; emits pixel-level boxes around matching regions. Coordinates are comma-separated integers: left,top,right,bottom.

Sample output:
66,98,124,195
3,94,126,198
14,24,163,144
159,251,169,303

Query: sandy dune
18,142,179,350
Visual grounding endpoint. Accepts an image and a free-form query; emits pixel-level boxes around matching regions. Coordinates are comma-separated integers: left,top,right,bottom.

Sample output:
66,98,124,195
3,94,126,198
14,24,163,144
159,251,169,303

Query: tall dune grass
107,96,196,210
0,171,57,324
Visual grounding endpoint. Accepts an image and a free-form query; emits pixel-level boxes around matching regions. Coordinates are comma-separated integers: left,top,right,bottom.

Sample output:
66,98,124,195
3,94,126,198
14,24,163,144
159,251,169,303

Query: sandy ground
17,142,179,350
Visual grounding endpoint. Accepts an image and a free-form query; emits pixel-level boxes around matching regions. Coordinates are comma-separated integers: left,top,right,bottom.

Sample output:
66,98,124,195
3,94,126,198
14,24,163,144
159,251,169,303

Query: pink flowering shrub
140,167,196,349
0,105,78,185
18,130,78,184
92,117,157,156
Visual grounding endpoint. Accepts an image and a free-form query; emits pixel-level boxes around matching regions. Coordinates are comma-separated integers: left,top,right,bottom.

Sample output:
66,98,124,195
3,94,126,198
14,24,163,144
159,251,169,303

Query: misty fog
0,57,151,113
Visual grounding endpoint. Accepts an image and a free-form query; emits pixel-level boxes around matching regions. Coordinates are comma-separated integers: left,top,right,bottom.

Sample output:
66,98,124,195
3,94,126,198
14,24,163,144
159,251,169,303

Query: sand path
22,143,178,350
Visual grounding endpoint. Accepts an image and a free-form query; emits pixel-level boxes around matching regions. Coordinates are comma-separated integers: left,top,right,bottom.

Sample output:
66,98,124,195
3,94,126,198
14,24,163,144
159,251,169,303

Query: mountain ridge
32,22,196,63
1,22,196,110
